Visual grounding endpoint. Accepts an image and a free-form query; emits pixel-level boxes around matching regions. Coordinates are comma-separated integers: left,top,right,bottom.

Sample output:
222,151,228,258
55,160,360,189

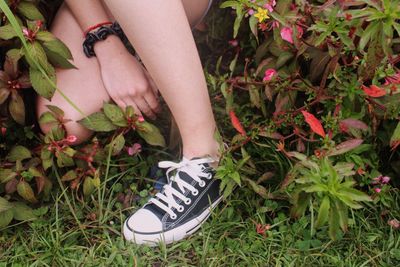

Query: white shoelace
148,157,215,219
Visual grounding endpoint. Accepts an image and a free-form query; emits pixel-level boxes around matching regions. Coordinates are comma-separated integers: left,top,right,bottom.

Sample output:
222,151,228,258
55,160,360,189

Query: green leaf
44,46,76,69
42,158,53,171
303,184,328,193
137,121,166,147
336,194,363,209
245,178,272,199
276,51,294,69
328,207,340,241
7,145,32,162
390,121,400,148
338,187,371,202
0,209,14,228
5,48,22,75
315,196,330,228
106,134,125,156
17,2,44,20
38,111,58,125
29,64,56,100
0,88,10,105
219,1,238,9
249,15,258,40
28,167,42,178
41,38,73,60
17,181,38,203
0,168,17,183
0,197,13,213
12,202,36,221
335,199,348,232
233,5,244,38
83,176,98,196
56,152,75,168
359,21,380,52
327,139,364,156
9,92,25,124
290,192,310,218
103,103,128,127
35,31,56,42
79,112,118,132
46,105,64,117
248,85,261,109
0,23,17,40
23,41,48,69
61,170,77,182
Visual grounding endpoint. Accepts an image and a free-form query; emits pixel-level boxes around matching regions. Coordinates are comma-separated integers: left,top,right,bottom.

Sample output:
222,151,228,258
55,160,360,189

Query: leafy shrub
0,0,399,242
211,0,399,239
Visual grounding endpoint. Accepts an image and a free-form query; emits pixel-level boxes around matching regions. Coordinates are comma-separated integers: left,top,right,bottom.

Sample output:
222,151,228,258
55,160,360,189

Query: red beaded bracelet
83,21,113,37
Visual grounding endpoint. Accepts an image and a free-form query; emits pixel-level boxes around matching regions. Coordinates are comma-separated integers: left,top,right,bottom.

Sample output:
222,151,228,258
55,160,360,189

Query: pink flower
248,9,255,15
296,25,304,39
137,116,145,123
22,28,30,36
263,69,277,81
280,27,294,44
372,175,391,185
263,0,276,12
229,39,239,47
388,219,400,229
384,72,400,85
272,21,280,29
381,176,391,184
127,143,142,156
66,135,78,144
374,187,381,193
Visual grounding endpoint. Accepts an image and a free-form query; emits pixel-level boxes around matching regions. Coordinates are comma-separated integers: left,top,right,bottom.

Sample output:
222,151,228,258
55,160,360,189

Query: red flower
256,223,271,236
229,110,246,136
301,111,326,138
362,85,386,98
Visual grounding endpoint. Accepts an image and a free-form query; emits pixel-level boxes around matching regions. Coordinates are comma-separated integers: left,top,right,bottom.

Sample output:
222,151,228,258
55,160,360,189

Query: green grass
1,181,399,266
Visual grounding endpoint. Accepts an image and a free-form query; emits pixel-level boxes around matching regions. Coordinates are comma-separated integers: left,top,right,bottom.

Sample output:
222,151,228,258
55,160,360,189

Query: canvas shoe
123,157,222,246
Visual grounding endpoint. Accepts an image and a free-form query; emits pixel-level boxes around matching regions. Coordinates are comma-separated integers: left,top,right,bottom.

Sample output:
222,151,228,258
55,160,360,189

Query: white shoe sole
123,196,222,246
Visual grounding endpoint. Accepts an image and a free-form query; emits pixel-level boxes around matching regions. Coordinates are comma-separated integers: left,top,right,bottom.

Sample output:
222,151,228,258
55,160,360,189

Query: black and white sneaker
123,157,222,246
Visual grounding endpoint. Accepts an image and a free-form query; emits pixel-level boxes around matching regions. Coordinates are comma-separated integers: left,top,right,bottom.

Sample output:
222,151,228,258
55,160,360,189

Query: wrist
94,35,128,63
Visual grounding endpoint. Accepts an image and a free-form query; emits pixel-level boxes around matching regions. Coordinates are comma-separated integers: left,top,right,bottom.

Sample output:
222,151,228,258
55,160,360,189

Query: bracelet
83,21,113,37
82,21,129,58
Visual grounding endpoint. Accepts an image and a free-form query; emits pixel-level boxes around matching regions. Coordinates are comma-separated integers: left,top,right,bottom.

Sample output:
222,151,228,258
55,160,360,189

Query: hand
94,36,160,119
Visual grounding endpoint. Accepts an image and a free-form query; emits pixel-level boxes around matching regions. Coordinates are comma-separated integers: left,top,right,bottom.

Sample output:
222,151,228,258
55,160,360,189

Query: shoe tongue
144,165,199,218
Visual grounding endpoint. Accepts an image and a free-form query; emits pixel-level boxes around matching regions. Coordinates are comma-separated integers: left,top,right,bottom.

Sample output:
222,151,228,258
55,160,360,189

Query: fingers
143,68,160,98
144,91,161,114
134,97,156,119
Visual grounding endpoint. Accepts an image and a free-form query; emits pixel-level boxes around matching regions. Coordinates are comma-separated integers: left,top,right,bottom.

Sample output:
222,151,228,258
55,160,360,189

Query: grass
1,173,399,266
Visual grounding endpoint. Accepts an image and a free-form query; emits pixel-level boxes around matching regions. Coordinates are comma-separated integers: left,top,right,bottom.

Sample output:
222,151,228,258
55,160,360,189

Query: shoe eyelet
177,205,184,212
170,214,177,220
184,198,191,205
199,181,206,187
207,173,213,179
192,190,199,196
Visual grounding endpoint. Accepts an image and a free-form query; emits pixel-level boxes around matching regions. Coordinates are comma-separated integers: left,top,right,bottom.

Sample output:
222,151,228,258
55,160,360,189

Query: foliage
210,0,400,239
0,0,399,247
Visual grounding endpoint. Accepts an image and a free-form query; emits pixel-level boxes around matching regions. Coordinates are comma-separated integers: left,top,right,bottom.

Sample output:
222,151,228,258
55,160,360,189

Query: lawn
1,181,399,266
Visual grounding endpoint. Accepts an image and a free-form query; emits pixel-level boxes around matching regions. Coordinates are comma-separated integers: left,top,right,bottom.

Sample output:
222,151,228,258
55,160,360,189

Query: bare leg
103,0,219,159
37,4,110,143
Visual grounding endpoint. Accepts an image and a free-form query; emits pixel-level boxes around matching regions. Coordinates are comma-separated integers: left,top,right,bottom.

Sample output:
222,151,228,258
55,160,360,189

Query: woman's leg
36,4,111,143
102,0,219,160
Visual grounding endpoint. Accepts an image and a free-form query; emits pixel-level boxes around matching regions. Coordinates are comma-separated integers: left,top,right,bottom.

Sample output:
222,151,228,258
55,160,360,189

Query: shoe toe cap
125,209,163,234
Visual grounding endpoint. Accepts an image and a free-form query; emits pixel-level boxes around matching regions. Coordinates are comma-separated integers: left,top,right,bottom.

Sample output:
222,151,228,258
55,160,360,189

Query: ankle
183,142,220,164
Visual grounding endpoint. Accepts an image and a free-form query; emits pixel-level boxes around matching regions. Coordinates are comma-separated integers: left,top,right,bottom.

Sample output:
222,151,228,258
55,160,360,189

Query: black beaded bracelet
82,21,129,58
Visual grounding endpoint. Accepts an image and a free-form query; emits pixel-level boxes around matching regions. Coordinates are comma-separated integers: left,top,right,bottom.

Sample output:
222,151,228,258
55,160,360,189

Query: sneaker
123,157,222,246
